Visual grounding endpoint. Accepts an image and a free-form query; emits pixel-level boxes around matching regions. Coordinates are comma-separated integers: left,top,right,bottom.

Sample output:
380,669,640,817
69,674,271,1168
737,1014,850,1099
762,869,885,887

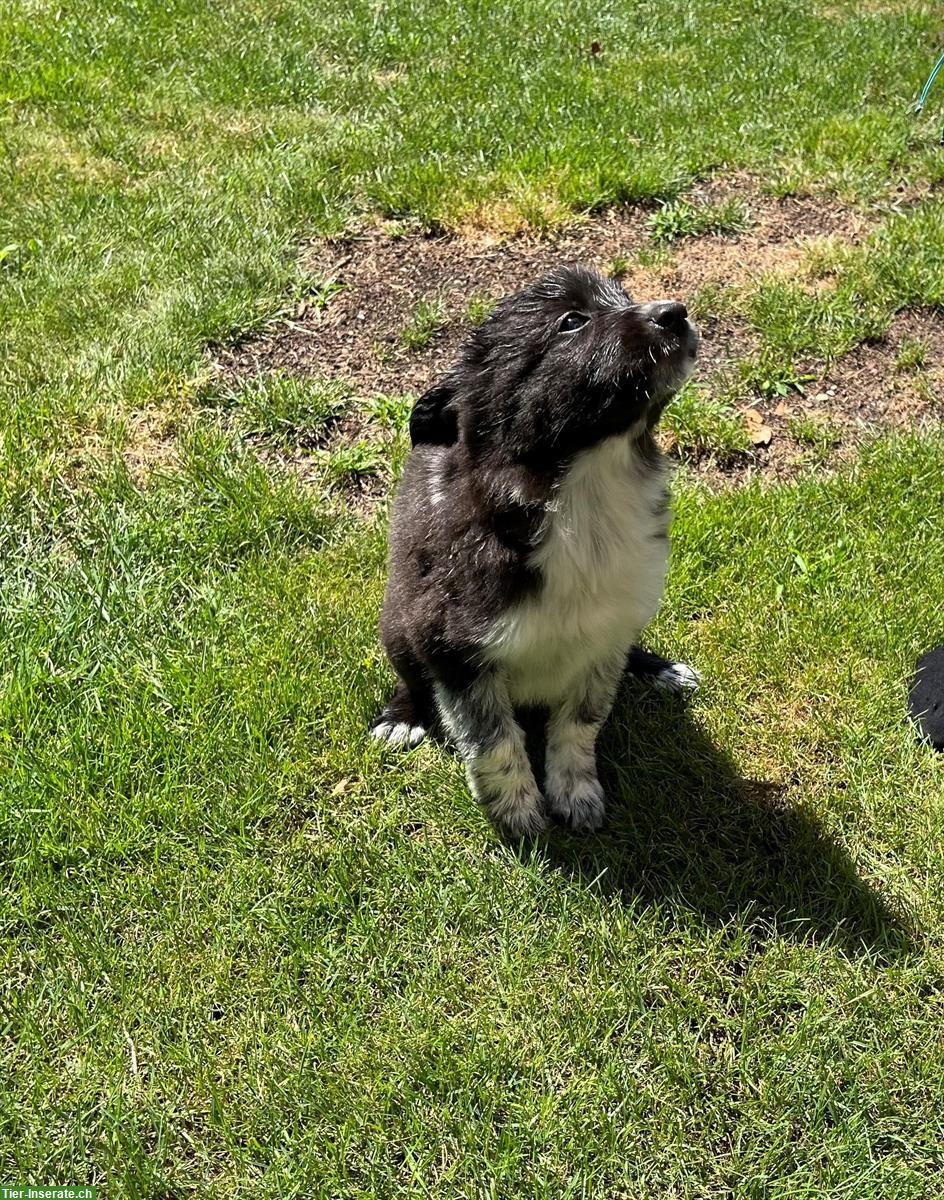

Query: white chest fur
486,434,669,705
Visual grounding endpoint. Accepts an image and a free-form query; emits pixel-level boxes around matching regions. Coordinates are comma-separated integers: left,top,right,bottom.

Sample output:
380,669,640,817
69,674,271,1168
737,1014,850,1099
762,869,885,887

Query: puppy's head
410,264,698,464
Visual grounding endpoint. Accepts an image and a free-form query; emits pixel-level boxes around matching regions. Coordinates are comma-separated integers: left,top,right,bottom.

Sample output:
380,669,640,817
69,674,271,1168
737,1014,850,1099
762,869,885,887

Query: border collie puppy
373,265,699,837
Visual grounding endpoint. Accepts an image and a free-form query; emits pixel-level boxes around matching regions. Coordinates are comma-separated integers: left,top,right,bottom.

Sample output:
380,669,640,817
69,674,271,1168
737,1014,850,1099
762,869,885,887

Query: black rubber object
909,646,944,752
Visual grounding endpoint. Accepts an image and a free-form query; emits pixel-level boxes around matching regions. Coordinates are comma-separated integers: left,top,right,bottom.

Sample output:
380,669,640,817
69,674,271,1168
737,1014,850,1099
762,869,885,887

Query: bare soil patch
219,182,941,493
690,310,944,486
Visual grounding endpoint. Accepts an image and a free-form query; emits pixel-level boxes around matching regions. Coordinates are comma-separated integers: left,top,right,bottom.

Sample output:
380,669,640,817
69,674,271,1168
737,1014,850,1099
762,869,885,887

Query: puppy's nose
648,300,689,334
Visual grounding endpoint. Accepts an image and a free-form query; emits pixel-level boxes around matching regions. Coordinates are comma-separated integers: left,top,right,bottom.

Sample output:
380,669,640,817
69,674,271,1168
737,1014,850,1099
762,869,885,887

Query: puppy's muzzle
633,299,699,416
636,299,700,360
646,300,689,336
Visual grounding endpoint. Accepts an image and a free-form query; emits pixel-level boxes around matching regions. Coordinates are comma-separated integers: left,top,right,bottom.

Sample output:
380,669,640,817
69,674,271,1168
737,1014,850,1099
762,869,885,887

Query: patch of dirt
219,180,941,496
682,310,944,486
225,179,866,396
723,310,944,484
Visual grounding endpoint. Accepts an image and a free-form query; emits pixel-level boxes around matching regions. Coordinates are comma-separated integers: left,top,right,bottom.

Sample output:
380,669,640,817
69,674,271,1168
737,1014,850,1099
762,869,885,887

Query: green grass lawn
3,0,944,1194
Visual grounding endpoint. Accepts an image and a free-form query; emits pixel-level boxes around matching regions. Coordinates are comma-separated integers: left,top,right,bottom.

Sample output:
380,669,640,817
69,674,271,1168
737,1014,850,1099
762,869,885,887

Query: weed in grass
291,276,345,317
895,336,929,373
464,292,496,326
400,297,446,350
739,353,816,400
365,392,414,433
646,197,750,243
606,254,630,279
222,372,350,446
0,237,43,274
788,412,843,456
662,382,750,460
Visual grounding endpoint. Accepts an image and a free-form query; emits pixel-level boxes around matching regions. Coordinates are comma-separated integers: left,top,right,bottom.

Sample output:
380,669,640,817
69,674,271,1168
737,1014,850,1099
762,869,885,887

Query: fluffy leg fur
435,672,545,838
545,653,625,832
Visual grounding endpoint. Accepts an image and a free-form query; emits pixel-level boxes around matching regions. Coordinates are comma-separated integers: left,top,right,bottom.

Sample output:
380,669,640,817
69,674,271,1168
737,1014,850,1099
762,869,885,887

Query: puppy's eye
558,311,590,333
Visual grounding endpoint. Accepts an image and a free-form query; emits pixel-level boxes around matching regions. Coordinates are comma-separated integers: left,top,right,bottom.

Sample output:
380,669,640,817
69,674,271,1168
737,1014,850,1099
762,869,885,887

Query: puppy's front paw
467,740,547,839
489,792,548,840
652,662,700,695
546,773,606,833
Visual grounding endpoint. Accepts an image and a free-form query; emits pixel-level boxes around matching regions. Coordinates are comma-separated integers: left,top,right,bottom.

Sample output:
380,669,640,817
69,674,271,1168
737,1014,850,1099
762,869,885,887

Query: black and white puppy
373,265,699,837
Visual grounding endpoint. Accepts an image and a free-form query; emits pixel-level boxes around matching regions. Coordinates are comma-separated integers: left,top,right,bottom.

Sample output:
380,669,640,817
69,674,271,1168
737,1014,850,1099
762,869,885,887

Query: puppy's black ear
410,383,458,447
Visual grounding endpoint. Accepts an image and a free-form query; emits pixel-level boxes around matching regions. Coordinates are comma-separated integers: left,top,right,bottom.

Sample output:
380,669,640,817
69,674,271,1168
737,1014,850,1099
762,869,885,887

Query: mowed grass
4,434,944,1195
3,0,944,1193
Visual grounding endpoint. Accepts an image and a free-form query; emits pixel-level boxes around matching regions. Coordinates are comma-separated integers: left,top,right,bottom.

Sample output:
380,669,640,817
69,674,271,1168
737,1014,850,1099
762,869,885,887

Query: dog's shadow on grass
522,679,913,959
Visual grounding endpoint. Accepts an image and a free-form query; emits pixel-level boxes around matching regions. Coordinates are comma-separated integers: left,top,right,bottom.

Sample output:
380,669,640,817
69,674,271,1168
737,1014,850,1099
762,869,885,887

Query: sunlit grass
4,0,944,1193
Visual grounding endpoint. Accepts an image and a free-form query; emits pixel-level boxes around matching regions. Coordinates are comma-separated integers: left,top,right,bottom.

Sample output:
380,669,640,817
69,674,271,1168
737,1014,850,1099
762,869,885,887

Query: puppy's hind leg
626,645,700,695
435,671,546,839
545,653,625,833
372,653,434,748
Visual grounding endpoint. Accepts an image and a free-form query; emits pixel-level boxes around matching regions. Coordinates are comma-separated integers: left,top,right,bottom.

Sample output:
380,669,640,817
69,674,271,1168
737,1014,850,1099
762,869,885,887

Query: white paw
492,796,548,839
652,662,700,694
475,776,547,839
546,774,606,833
371,720,427,747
